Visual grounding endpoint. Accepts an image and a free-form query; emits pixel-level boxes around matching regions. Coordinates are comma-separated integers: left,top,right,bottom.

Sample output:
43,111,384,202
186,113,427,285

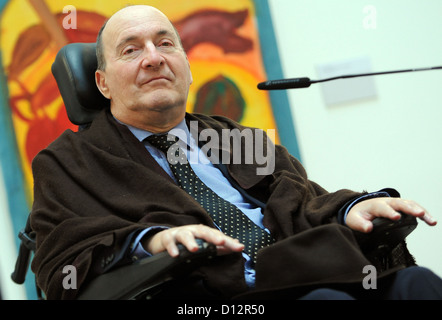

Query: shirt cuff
129,226,168,262
342,188,400,224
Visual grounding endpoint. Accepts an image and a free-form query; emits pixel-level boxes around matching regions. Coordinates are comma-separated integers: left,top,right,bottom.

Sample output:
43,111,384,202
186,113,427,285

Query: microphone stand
257,65,442,90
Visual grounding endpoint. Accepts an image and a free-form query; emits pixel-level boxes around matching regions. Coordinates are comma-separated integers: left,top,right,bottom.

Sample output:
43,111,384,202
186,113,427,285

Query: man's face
96,6,193,125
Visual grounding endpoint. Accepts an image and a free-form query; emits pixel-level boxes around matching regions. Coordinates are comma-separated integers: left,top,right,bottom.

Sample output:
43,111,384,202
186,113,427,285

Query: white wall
268,0,442,277
0,164,27,299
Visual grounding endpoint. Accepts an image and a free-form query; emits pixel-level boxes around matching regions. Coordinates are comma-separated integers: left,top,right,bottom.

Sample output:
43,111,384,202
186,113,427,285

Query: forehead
104,7,176,48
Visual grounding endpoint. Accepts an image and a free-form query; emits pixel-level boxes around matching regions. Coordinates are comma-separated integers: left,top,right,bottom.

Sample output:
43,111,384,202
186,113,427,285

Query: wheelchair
11,42,418,300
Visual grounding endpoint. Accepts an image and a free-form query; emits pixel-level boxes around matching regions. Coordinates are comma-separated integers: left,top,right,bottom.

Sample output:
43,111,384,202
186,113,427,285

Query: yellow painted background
1,0,278,202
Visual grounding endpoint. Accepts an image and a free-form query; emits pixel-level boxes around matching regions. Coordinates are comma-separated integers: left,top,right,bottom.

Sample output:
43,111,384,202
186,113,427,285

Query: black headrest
51,42,110,125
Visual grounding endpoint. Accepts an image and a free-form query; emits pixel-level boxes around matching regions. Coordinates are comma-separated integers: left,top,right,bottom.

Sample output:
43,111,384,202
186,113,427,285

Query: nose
141,44,164,69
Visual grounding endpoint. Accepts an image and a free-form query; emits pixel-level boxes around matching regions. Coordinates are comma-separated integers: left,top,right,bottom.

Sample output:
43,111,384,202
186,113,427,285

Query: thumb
345,211,374,233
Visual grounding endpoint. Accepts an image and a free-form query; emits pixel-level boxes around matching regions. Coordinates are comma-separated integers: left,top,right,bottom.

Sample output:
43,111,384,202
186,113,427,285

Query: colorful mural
0,0,298,298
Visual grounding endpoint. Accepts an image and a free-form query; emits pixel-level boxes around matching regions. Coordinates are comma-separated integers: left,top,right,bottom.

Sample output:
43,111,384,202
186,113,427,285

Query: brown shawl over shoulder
30,109,392,299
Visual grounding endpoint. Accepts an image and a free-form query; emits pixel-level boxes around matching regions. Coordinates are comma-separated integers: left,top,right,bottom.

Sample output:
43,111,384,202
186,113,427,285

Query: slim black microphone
257,65,442,90
257,77,312,90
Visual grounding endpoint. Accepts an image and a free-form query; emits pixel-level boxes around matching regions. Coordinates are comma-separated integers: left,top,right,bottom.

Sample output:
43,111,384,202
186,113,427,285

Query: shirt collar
114,117,194,149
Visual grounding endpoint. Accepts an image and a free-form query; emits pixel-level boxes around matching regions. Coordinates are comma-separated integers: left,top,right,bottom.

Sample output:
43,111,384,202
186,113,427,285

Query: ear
95,70,111,99
186,58,193,85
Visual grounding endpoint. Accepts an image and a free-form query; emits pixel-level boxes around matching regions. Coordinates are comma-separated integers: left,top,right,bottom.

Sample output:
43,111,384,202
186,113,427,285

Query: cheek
176,66,193,91
106,67,135,95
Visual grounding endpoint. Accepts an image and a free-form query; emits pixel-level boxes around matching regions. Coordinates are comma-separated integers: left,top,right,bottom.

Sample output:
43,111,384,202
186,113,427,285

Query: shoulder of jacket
186,112,249,131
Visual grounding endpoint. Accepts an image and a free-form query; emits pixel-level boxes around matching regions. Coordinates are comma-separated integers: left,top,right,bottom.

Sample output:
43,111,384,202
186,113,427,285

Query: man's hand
142,224,244,257
346,197,437,233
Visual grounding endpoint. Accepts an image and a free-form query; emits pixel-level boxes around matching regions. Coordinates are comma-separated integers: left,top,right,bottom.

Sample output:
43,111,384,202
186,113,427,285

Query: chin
143,95,186,112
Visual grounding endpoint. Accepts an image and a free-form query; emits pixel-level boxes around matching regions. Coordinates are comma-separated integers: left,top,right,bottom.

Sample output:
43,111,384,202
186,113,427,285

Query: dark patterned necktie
146,133,274,263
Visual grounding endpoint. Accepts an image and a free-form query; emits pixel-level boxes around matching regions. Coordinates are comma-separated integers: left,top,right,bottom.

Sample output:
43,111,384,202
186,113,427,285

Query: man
30,5,441,300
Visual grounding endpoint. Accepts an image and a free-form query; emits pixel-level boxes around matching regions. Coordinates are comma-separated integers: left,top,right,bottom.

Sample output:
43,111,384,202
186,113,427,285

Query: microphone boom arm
257,65,442,90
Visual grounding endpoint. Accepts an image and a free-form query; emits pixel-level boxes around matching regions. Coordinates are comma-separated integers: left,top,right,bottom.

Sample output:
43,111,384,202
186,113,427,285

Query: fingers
346,197,437,233
346,198,397,233
345,210,375,233
387,198,437,226
161,227,197,257
421,213,438,226
215,238,244,256
147,224,244,257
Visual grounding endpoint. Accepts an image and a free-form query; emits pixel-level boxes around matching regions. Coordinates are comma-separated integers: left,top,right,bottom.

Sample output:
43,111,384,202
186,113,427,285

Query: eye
158,40,174,48
123,46,138,55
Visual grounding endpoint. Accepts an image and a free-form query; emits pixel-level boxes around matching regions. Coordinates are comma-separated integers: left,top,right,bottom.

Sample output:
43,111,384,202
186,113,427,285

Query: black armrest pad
354,213,417,253
77,239,217,300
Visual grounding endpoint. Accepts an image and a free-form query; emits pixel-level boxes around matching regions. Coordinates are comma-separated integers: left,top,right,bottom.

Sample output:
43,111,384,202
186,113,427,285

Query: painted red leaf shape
7,24,51,79
174,9,253,53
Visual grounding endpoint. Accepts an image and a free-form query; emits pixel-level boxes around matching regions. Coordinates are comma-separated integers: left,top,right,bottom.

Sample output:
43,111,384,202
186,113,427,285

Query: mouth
142,76,170,86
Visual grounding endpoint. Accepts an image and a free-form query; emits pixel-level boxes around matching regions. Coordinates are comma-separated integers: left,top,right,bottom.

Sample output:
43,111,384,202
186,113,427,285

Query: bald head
96,5,182,71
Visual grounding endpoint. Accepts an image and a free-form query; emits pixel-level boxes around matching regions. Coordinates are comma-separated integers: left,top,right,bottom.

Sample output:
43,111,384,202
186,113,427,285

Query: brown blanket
30,109,398,299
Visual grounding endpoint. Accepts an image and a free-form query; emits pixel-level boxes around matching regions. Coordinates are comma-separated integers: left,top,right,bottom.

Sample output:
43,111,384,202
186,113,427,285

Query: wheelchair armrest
11,220,36,285
76,239,217,300
354,213,417,254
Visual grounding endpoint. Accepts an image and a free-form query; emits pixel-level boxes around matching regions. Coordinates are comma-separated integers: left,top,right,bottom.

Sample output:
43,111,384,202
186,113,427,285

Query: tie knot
146,134,179,154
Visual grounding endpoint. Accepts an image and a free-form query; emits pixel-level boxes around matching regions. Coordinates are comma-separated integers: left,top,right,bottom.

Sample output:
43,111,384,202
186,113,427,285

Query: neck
111,106,185,133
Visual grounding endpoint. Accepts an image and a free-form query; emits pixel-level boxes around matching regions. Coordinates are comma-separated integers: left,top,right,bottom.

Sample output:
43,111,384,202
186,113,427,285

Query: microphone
257,65,442,90
257,77,312,90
